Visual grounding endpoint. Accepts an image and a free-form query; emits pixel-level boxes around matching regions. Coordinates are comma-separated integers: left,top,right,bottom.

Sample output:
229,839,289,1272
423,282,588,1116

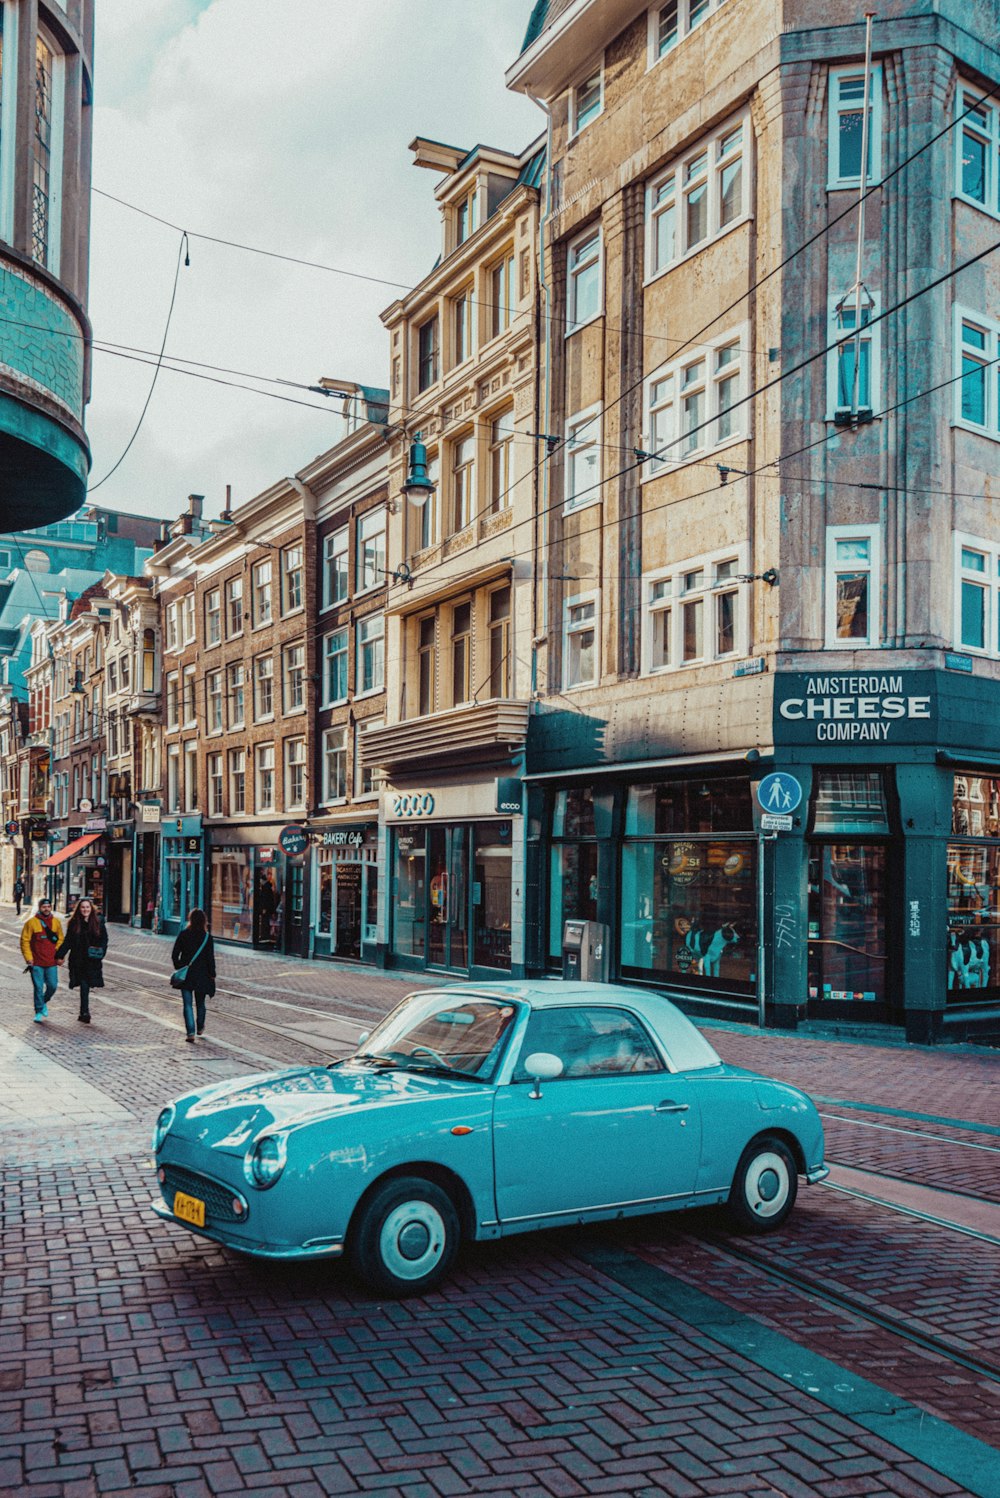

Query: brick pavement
2,905,999,1495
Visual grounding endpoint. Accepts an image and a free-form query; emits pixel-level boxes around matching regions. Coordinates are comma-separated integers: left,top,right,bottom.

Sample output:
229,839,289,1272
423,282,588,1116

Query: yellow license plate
173,1190,206,1227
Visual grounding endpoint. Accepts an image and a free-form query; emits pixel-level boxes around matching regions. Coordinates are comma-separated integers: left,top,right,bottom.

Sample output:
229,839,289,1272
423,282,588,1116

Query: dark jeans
78,981,90,1018
182,990,207,1037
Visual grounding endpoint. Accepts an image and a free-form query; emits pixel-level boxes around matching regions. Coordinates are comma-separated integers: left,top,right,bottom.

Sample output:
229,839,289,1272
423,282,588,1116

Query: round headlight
244,1132,288,1189
154,1105,175,1154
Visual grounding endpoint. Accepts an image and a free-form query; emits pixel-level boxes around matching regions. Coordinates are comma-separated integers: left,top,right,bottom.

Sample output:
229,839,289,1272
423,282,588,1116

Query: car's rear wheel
728,1135,798,1232
349,1176,460,1296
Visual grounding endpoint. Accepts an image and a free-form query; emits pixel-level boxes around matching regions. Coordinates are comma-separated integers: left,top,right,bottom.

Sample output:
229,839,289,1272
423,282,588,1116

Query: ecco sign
775,673,936,744
391,792,435,818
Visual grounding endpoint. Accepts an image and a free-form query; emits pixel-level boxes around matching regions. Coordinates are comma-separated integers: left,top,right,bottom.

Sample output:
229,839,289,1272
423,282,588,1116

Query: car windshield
353,994,523,1081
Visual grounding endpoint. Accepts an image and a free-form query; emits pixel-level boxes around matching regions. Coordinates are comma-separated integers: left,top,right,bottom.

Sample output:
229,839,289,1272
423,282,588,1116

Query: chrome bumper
150,1198,344,1259
805,1163,830,1185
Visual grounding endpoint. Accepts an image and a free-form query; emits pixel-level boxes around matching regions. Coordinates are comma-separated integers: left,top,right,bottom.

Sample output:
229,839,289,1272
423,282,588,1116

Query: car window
358,996,520,1080
512,1006,663,1081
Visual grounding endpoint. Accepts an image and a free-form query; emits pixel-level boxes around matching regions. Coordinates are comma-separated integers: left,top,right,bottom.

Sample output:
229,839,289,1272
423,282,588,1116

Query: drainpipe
528,92,554,678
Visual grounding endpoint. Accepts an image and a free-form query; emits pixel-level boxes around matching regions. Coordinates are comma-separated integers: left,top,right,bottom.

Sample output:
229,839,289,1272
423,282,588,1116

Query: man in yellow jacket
20,899,64,1022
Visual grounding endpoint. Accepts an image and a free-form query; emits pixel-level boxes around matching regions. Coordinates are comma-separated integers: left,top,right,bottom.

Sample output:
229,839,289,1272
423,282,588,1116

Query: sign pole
757,830,766,1031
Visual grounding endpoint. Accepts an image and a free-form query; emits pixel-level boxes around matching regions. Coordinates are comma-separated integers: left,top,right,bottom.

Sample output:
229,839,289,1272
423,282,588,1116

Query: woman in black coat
56,897,108,1024
171,907,216,1043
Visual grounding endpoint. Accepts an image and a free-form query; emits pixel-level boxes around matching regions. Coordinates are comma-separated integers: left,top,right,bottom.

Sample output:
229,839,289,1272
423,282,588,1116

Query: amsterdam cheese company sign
774,671,937,745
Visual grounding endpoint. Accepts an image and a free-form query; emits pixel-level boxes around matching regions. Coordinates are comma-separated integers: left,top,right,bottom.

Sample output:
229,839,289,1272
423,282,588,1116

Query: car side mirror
357,1031,369,1046
524,1051,564,1099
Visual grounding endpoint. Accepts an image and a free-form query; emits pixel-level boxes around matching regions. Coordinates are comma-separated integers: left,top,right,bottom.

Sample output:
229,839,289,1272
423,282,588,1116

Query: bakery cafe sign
775,672,936,744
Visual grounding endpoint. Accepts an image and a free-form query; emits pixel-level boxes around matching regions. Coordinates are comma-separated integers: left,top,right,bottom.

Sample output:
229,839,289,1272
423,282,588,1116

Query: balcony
362,699,530,773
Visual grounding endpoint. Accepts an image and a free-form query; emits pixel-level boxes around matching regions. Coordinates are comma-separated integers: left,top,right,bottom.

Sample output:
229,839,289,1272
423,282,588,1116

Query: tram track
692,1229,1000,1386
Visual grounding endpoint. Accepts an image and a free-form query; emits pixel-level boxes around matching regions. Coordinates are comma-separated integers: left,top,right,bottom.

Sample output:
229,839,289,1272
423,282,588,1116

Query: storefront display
210,846,253,943
806,771,890,1013
946,775,1000,1005
313,832,378,961
390,821,512,975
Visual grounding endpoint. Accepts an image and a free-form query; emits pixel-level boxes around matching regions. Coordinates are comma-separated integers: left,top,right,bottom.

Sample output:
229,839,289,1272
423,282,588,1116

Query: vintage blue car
152,982,828,1295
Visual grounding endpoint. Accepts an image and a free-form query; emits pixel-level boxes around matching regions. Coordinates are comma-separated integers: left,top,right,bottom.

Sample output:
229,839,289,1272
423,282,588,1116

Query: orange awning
41,833,102,867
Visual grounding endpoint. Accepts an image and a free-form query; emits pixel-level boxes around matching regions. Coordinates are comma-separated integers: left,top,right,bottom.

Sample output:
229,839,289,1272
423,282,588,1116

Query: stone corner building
508,0,1000,1041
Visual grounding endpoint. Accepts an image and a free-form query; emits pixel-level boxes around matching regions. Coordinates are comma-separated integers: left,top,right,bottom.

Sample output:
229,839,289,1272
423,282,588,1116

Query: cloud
86,0,542,519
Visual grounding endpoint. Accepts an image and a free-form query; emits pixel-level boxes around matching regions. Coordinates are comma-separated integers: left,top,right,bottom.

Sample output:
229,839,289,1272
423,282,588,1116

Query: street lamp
400,433,436,509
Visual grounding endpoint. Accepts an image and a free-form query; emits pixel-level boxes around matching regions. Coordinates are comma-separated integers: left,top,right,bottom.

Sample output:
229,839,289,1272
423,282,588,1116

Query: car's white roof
410,980,723,1071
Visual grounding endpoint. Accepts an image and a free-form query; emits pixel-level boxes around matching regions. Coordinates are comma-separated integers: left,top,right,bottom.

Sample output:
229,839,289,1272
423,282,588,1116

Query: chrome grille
160,1163,247,1223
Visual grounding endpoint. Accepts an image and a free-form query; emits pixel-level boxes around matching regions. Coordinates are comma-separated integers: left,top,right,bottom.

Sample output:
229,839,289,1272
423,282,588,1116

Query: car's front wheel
728,1135,798,1232
349,1176,460,1296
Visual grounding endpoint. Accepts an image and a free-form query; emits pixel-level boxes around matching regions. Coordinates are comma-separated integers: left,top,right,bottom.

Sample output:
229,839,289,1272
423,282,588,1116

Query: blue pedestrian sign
757,772,802,815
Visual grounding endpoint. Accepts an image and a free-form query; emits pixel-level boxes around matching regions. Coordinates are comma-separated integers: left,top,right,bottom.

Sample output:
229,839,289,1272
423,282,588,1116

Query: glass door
807,843,888,1013
426,826,469,972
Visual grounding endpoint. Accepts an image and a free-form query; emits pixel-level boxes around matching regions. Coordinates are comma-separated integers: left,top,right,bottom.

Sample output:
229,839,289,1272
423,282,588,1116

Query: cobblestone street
1,908,998,1497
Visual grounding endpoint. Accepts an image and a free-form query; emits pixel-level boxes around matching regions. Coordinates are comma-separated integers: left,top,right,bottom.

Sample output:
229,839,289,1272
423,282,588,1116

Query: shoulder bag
170,934,209,991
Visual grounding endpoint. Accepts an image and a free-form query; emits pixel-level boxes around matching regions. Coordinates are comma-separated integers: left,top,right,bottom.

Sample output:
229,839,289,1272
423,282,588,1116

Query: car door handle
654,1100,689,1113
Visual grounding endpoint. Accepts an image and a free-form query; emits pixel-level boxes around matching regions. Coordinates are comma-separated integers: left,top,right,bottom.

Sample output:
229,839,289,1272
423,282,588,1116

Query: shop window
548,788,606,962
252,558,273,626
474,824,513,970
807,845,887,1007
321,727,347,803
563,594,598,688
570,64,603,136
825,524,879,648
810,772,889,835
828,64,883,189
566,226,601,335
565,407,601,511
323,526,349,608
955,83,1000,216
210,846,252,944
626,778,753,836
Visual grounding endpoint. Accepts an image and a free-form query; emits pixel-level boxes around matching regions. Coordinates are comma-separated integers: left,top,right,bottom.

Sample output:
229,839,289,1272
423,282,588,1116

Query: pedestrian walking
20,899,64,1022
170,908,216,1043
55,897,108,1024
12,876,25,915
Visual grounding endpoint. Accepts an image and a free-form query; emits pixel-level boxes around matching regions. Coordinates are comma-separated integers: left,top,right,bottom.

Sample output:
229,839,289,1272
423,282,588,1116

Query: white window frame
255,743,275,814
355,718,382,799
562,592,600,690
227,662,245,729
281,544,304,614
824,523,880,649
646,0,728,68
570,61,604,137
566,225,602,336
955,81,1000,219
166,744,180,813
205,588,221,646
828,63,883,191
183,741,198,813
323,526,349,609
641,546,748,675
229,748,246,815
207,752,224,816
181,593,196,645
251,558,273,628
356,614,385,698
827,295,881,421
356,509,386,595
253,654,274,722
321,727,347,805
953,305,1000,439
953,531,1000,656
182,665,197,728
322,627,349,707
165,671,179,730
225,576,244,637
285,737,307,811
645,112,749,281
206,669,224,735
282,642,306,714
564,405,602,513
164,601,179,654
641,326,748,475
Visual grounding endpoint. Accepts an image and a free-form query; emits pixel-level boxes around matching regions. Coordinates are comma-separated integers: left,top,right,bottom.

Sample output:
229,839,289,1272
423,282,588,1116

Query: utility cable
88,232,189,492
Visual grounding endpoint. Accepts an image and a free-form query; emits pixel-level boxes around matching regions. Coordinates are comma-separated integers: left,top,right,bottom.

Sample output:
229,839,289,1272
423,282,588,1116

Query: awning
40,833,101,867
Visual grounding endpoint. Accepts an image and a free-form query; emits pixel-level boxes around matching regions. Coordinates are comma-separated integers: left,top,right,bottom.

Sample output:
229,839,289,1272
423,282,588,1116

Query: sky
86,0,542,521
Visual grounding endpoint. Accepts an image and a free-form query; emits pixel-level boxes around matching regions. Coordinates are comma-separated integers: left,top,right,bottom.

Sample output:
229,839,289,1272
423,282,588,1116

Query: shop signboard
140,803,161,824
495,777,523,814
774,671,937,745
313,826,367,849
279,824,310,857
4,821,17,836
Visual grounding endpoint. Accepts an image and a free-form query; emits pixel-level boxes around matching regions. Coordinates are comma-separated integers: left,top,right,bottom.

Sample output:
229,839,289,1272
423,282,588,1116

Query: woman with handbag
55,897,108,1024
171,908,216,1043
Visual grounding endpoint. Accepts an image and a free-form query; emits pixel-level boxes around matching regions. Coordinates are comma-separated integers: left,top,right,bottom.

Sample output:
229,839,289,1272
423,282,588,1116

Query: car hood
170,1062,490,1153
